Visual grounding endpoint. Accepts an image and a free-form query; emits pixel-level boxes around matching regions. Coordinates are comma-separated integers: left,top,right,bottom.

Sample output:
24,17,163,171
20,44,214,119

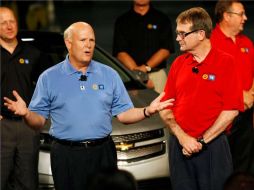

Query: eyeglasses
176,29,201,39
226,11,246,17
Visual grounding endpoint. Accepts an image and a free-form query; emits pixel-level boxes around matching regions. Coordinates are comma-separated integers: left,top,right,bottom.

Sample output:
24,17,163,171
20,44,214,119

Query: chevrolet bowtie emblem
115,142,134,151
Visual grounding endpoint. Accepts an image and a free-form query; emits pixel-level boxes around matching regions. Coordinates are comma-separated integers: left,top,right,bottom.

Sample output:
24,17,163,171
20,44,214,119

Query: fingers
12,90,21,101
3,90,20,105
158,92,165,100
159,98,175,110
4,102,15,112
182,148,191,157
3,96,17,113
164,98,175,105
3,97,14,105
181,140,203,157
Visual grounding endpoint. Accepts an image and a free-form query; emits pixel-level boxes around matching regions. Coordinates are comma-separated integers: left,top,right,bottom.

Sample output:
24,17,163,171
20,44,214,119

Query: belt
52,135,111,148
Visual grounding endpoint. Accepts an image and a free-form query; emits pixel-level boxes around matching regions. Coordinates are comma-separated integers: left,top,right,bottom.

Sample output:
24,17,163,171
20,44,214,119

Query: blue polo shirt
29,56,134,140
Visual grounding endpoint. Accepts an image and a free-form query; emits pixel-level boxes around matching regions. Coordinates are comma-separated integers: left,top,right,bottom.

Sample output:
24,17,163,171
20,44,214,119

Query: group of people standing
1,0,254,190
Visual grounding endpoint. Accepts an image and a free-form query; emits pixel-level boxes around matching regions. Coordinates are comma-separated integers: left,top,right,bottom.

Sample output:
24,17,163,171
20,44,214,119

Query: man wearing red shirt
210,0,254,174
160,7,243,190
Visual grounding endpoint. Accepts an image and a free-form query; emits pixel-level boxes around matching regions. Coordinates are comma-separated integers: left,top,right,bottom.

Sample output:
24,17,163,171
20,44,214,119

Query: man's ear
223,12,230,22
64,39,71,51
198,30,206,41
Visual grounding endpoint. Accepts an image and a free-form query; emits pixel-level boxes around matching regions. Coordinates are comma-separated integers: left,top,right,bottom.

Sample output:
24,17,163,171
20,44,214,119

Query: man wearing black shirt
0,7,44,190
113,0,175,93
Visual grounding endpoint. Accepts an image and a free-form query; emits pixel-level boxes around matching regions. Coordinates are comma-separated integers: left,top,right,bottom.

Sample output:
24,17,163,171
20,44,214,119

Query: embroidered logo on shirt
202,74,208,80
19,58,24,64
98,84,104,90
202,74,216,81
240,47,249,53
92,84,98,90
19,58,29,64
92,84,104,90
147,24,157,30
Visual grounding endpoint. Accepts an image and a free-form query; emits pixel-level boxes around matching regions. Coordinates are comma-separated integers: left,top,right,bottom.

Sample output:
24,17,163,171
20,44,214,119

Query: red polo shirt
162,48,243,137
211,24,254,91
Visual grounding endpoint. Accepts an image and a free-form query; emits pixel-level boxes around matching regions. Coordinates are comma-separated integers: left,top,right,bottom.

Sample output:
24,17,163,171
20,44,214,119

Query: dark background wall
3,0,254,64
53,0,254,56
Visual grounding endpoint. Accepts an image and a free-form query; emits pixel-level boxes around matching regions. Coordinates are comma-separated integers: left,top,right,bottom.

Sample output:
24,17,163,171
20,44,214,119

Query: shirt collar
0,41,23,55
214,24,229,40
62,54,98,75
214,24,242,41
186,48,215,67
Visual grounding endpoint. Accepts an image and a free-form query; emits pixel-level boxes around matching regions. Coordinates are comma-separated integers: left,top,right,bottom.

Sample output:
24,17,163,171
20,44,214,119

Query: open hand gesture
4,90,29,117
146,92,174,116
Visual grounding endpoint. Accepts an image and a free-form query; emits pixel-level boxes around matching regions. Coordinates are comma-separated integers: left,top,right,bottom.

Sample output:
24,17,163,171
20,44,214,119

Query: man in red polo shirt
210,0,254,174
160,7,243,190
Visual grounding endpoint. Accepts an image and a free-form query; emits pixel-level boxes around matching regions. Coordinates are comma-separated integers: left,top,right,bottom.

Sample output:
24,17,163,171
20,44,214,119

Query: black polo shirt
113,6,175,69
1,42,45,118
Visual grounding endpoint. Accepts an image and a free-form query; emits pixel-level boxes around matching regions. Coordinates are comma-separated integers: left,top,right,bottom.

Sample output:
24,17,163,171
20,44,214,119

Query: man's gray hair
63,25,73,40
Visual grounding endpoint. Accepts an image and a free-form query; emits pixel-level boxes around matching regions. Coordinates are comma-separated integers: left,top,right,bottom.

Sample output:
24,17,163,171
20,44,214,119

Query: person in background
113,0,175,93
3,21,174,190
210,0,254,174
0,7,45,190
159,7,243,190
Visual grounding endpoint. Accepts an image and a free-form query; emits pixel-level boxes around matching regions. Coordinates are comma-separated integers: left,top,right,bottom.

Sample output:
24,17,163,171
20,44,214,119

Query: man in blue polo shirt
3,22,174,190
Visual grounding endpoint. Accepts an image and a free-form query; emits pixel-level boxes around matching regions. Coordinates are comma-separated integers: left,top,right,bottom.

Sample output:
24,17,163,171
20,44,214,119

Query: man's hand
243,90,254,110
146,92,174,116
178,133,203,157
134,65,147,73
4,90,29,117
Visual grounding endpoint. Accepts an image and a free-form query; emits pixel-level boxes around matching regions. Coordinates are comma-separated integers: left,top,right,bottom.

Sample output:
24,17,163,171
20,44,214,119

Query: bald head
64,22,95,41
64,22,96,68
0,6,15,15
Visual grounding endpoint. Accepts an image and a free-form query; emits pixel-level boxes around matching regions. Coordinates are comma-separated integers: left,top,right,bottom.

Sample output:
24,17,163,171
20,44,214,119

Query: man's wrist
197,137,207,148
23,108,30,118
145,64,152,72
143,107,150,118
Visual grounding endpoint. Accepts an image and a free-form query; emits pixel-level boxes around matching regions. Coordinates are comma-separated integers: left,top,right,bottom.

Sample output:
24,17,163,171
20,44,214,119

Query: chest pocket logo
147,23,157,30
92,84,104,90
19,58,29,64
240,47,249,53
202,74,216,81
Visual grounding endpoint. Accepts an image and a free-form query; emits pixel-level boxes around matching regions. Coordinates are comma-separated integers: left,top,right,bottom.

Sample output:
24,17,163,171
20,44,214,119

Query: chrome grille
112,129,167,163
112,129,164,143
117,142,166,163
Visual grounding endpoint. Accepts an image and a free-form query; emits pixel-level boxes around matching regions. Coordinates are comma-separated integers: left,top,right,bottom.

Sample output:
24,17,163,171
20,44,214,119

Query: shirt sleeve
111,70,134,116
29,72,51,119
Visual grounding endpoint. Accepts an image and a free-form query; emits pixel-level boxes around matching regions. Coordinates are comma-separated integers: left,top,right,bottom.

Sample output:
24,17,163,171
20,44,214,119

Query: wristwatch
145,64,152,72
197,137,207,149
